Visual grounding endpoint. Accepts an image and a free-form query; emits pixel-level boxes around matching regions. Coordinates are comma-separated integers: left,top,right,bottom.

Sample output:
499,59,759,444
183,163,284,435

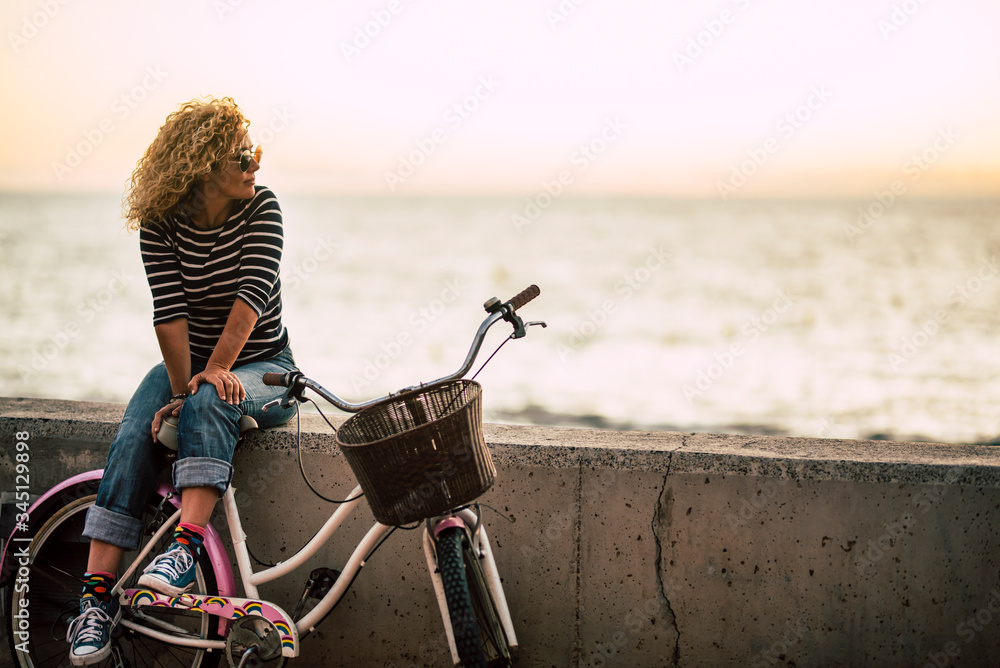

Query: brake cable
295,400,365,504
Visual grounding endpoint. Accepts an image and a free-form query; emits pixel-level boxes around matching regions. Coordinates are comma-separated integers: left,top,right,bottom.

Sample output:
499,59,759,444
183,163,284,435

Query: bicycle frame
114,481,517,664
24,286,540,666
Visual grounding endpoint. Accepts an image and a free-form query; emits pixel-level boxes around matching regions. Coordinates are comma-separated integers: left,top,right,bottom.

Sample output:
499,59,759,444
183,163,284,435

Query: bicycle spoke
462,534,512,665
131,629,181,668
10,489,219,668
28,560,83,595
125,633,158,668
21,637,67,668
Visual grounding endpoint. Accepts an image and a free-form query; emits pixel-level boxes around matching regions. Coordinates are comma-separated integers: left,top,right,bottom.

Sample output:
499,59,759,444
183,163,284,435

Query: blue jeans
82,346,298,550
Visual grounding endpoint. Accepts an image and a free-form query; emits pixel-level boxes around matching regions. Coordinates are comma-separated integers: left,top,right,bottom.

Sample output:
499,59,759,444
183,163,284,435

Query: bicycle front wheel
6,480,221,668
436,526,514,667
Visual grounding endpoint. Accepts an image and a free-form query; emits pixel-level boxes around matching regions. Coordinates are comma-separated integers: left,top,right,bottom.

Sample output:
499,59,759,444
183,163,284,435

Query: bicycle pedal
292,567,341,620
306,567,341,599
110,641,129,668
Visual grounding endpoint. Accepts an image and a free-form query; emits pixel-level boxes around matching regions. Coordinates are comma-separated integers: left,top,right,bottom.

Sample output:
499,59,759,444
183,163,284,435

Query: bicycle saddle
157,414,259,451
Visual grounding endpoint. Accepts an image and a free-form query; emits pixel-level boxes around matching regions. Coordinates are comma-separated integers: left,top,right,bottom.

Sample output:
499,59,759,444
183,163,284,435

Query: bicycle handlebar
262,285,542,412
507,284,540,311
262,371,298,387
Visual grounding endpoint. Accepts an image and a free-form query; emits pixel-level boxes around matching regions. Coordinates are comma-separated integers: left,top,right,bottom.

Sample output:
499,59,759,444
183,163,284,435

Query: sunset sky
1,0,998,198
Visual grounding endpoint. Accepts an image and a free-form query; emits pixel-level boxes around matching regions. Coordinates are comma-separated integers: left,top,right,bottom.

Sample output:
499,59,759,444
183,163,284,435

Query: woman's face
205,135,259,201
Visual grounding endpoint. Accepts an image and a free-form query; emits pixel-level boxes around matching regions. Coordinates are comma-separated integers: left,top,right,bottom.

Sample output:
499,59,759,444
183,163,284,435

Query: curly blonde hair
123,97,250,231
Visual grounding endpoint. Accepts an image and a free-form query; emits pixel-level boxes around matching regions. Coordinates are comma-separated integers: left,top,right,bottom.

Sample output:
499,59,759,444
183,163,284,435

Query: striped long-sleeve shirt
139,186,290,365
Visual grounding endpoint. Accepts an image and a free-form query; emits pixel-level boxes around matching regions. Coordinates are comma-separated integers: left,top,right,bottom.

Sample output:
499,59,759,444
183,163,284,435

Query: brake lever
503,314,547,339
263,383,302,412
498,304,529,338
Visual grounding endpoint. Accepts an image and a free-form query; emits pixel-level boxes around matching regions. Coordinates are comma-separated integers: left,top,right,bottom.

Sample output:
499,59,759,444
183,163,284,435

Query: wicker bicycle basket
334,379,495,525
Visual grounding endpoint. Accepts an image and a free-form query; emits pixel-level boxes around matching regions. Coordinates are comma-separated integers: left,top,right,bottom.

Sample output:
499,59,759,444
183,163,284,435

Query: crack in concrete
653,434,684,668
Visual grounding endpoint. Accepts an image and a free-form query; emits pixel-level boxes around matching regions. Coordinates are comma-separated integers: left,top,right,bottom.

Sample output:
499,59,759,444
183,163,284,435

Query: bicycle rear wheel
436,527,514,667
7,480,221,668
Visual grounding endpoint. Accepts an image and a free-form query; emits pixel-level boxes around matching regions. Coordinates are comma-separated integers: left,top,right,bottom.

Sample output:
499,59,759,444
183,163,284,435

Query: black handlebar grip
262,372,288,387
507,284,540,311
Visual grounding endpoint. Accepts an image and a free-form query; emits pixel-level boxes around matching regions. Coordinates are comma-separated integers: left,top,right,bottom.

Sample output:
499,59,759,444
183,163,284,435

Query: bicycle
3,285,544,668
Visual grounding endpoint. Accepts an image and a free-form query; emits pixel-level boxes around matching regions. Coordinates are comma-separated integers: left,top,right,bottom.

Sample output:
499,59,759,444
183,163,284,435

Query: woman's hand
151,399,185,444
189,364,245,405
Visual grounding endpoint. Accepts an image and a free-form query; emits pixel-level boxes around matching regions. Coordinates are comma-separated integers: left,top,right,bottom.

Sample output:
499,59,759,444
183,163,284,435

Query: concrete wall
2,397,1000,667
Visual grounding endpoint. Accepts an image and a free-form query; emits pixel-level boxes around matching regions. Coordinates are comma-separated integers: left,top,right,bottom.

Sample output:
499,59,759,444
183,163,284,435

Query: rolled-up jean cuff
172,457,234,494
82,504,146,551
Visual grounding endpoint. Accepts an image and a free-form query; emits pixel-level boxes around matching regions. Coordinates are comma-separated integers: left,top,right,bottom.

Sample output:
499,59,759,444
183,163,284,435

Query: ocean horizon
3,190,999,444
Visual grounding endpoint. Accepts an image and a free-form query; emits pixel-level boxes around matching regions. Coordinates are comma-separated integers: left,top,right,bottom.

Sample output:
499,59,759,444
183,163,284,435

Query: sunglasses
232,145,263,172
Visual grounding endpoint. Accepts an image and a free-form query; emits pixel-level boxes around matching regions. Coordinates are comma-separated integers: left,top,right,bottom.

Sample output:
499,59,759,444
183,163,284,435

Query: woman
66,97,298,665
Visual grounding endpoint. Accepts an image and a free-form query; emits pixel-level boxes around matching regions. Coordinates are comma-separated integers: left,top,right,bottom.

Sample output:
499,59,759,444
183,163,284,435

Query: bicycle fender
150,480,237,599
1,470,103,587
0,470,237,600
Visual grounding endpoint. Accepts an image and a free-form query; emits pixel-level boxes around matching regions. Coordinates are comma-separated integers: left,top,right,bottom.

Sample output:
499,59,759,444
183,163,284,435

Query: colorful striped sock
81,571,116,604
173,522,206,557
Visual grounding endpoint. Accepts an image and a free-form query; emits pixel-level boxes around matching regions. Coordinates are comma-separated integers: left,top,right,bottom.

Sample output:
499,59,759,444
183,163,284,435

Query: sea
2,192,999,445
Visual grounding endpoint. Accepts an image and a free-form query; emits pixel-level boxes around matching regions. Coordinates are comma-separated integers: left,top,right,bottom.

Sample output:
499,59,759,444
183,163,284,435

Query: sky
1,0,999,198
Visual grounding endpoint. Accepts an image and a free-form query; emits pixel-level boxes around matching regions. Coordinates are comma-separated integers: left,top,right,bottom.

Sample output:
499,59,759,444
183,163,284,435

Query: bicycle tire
6,480,221,668
437,527,514,667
